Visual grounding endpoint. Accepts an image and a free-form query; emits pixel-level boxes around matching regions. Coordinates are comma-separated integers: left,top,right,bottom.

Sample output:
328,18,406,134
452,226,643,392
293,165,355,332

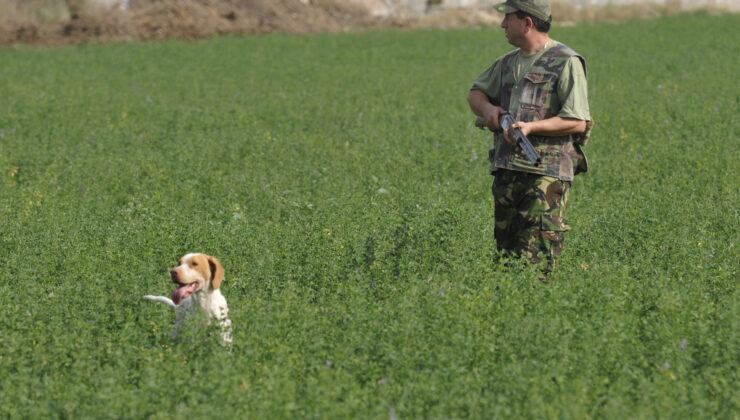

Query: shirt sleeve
470,60,502,106
557,56,590,121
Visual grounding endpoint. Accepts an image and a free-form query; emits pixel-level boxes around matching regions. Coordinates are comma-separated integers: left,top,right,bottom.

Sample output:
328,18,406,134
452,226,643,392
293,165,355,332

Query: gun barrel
517,135,542,166
500,114,541,166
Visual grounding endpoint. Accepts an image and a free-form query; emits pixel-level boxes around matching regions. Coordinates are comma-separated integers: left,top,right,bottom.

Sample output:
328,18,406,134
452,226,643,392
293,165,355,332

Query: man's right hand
482,107,507,132
467,90,506,132
474,107,507,132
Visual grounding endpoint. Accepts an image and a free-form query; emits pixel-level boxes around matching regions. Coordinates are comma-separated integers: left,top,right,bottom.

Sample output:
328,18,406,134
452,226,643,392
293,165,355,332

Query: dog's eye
191,262,198,266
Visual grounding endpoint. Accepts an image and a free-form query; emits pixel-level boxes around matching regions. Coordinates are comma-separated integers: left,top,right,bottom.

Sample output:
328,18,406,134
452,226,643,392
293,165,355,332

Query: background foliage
1,13,738,418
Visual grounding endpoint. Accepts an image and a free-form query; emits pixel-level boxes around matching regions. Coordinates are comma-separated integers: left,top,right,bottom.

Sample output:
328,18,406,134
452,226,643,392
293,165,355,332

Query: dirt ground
0,0,726,47
0,0,370,46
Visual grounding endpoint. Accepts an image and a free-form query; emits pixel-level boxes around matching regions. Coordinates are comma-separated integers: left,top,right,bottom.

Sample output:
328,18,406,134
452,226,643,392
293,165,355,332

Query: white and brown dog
145,253,232,346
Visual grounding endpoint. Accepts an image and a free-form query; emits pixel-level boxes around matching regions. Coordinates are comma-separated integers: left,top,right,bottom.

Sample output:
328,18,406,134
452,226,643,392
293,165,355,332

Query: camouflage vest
490,42,588,181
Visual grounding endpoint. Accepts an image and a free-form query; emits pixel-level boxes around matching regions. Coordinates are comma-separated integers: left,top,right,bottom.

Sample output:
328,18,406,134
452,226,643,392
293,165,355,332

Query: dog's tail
144,295,177,308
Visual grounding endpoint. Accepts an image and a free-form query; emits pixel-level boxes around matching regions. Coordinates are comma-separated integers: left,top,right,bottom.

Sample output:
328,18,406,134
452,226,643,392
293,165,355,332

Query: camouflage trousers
492,169,571,274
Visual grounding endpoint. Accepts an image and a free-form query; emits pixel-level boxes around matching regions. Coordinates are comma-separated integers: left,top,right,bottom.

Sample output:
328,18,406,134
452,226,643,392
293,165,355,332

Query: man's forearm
520,117,586,137
468,90,497,117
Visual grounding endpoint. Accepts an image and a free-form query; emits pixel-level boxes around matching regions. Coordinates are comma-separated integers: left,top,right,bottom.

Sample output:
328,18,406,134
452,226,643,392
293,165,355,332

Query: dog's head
170,253,224,305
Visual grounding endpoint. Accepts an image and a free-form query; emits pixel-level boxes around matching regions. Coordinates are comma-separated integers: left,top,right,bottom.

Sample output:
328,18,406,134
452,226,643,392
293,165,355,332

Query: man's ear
524,16,534,31
207,255,224,290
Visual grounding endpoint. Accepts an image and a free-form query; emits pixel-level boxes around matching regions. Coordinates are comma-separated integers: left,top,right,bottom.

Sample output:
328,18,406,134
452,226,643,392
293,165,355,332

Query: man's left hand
503,121,531,146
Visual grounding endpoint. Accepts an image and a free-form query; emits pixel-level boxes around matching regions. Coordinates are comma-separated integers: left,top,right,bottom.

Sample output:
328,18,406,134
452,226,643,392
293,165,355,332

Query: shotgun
476,114,541,166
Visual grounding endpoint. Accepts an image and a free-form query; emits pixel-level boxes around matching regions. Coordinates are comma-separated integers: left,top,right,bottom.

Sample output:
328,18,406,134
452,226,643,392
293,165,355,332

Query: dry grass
550,0,716,24
0,0,733,46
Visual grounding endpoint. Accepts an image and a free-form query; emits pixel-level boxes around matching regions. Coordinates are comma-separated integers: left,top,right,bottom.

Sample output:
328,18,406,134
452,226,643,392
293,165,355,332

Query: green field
1,13,738,419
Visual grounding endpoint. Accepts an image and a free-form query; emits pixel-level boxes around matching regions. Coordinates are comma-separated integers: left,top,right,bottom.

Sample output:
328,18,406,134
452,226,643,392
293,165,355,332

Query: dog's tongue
171,283,198,305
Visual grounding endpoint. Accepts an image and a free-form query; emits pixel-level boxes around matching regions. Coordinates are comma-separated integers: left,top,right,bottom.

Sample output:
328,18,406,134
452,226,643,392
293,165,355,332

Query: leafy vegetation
0,13,737,418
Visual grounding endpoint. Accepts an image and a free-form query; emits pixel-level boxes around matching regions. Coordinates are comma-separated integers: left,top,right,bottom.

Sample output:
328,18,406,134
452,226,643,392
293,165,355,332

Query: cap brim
494,3,517,14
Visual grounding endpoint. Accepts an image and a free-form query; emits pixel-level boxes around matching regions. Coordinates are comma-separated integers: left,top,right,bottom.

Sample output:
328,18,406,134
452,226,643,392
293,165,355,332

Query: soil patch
1,0,380,46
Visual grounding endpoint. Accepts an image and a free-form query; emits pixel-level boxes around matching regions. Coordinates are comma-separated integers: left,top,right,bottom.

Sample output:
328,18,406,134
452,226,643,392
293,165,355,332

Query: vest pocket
520,72,556,110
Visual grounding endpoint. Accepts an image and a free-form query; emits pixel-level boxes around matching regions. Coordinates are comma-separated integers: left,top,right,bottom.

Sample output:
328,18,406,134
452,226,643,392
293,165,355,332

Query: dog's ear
207,255,224,290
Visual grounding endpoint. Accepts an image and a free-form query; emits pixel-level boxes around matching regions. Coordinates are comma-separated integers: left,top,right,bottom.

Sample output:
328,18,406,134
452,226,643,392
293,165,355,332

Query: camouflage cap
494,0,552,22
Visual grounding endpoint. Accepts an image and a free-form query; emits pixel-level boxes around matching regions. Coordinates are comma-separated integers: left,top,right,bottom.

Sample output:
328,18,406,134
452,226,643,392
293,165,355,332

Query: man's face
500,12,527,46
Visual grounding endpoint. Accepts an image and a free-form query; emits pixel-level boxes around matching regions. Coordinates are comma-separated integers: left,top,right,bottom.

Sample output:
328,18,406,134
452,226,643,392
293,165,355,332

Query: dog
145,253,232,346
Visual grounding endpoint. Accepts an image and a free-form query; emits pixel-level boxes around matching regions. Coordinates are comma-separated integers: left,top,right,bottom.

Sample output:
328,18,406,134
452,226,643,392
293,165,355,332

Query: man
467,0,591,276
